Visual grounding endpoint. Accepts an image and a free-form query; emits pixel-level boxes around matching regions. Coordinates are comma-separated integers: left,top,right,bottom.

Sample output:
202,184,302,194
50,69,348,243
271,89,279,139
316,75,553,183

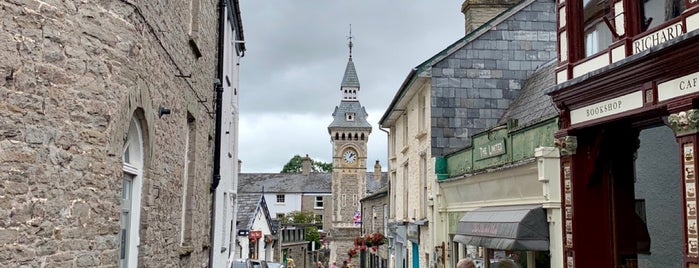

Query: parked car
232,259,252,268
250,259,268,268
267,262,285,268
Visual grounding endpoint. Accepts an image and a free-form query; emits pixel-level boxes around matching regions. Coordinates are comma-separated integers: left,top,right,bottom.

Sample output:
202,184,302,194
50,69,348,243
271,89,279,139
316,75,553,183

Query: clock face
343,149,357,164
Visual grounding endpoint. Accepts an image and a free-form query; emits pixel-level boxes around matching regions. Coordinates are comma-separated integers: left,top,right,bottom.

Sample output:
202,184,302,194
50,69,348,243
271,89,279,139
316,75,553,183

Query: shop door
412,242,419,268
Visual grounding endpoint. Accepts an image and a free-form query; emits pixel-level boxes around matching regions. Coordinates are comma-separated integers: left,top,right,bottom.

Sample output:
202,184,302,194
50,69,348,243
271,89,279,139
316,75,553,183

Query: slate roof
328,101,372,129
498,60,558,127
238,172,388,194
379,0,543,126
341,57,360,88
237,193,265,230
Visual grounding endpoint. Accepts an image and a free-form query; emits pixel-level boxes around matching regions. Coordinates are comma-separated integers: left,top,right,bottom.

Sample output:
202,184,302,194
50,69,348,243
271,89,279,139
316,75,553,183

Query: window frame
276,194,285,204
314,195,324,209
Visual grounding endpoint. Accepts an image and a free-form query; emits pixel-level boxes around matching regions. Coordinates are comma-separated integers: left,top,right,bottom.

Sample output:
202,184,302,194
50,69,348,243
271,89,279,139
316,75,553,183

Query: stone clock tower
327,33,372,264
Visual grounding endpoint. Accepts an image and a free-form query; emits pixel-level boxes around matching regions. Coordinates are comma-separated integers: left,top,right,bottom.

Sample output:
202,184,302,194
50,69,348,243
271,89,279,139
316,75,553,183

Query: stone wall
0,0,219,267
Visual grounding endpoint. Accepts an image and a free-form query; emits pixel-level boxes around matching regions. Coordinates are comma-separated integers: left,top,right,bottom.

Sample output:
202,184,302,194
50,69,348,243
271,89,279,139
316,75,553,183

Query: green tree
281,210,316,224
280,154,333,173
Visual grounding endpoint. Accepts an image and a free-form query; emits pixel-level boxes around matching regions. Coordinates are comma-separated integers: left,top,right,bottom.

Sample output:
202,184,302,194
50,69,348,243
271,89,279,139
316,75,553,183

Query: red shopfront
550,0,699,266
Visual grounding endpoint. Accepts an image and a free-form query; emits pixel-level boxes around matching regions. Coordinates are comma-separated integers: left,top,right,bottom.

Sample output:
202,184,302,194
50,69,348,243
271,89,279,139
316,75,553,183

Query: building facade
0,0,244,267
379,0,557,267
437,61,563,268
548,0,699,266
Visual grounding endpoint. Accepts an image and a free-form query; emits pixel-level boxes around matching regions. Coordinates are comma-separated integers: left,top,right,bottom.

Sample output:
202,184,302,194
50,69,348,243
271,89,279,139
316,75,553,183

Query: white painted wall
265,193,303,218
216,3,243,268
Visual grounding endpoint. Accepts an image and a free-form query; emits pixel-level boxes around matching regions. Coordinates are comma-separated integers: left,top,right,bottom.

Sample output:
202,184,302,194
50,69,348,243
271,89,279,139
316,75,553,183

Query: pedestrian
316,261,324,268
329,261,339,268
456,258,476,268
341,260,348,268
287,257,296,268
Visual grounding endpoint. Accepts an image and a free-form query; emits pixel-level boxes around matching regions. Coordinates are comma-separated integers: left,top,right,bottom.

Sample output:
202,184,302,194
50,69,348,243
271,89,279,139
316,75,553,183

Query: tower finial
347,24,353,59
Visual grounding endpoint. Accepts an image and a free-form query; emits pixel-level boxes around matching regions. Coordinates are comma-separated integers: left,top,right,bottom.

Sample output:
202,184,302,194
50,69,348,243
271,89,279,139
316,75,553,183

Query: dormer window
346,112,355,121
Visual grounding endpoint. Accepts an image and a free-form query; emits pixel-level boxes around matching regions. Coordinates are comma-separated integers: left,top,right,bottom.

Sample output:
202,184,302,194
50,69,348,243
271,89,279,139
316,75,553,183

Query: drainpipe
210,0,226,266
378,126,391,265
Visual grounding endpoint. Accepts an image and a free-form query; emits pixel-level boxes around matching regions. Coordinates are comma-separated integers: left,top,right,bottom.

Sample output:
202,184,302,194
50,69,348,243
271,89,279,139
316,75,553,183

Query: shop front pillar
667,109,699,267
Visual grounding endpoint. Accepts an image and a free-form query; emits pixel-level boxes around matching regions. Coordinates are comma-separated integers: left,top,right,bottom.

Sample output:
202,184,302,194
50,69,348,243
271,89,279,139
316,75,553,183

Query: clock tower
327,30,372,264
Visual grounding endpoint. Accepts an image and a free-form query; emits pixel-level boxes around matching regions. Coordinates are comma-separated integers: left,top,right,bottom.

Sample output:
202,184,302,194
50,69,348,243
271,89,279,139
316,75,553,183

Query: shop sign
633,22,683,54
407,223,420,243
570,91,643,125
249,230,262,240
476,138,506,160
658,71,699,102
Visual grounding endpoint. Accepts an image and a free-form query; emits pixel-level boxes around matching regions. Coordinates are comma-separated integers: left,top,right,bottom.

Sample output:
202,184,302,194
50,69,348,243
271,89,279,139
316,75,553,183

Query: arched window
361,133,365,140
335,133,339,141
120,117,144,268
342,133,346,140
354,133,358,140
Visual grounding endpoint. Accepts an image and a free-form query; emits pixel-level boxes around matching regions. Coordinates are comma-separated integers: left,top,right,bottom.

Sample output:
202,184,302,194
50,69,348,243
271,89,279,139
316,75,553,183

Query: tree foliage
280,154,333,173
280,210,317,224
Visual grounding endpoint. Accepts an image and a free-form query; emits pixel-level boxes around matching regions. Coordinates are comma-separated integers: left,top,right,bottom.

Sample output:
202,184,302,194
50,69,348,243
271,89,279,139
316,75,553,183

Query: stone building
238,159,387,267
378,0,557,267
0,1,244,267
359,161,389,268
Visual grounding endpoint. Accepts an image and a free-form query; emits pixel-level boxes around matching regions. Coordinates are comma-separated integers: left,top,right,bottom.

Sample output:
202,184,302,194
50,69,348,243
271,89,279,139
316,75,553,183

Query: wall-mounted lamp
159,106,171,118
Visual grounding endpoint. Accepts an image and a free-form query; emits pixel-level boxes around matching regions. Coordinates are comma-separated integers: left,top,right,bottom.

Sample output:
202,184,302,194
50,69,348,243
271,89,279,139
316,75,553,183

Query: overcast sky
238,1,465,173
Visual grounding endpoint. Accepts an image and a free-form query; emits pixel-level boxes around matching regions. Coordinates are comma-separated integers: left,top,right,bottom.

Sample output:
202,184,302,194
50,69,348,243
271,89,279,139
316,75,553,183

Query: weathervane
348,24,354,58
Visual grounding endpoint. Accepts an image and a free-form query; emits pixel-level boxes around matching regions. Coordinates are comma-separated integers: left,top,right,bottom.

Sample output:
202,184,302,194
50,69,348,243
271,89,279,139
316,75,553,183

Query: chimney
461,0,518,34
374,160,382,180
302,154,312,175
238,159,242,174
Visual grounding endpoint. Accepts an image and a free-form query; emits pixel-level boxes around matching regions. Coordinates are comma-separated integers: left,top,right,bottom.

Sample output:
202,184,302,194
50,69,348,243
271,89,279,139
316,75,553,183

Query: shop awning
453,204,549,251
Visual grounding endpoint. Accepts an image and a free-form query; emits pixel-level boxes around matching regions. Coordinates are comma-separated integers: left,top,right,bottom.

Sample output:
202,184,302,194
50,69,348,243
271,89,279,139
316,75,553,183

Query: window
421,155,428,218
419,93,427,133
276,194,285,204
403,164,409,219
120,117,144,268
315,196,324,209
582,0,612,56
276,213,285,219
402,114,409,147
181,114,196,246
346,112,355,121
390,171,397,218
639,0,685,32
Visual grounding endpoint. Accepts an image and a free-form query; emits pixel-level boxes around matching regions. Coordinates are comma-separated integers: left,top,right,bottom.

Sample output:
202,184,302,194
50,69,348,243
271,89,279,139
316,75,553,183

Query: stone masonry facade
431,0,558,156
1,1,219,267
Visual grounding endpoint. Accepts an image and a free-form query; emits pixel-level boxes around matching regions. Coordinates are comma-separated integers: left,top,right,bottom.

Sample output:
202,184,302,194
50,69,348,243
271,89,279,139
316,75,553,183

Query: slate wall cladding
430,0,557,156
0,1,218,267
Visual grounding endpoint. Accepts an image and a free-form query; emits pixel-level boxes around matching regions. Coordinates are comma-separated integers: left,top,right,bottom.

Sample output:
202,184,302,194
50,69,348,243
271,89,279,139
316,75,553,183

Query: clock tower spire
326,26,372,265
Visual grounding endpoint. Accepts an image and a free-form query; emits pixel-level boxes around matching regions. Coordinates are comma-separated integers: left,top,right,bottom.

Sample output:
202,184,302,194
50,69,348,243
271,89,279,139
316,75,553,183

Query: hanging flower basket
354,236,364,247
347,248,357,258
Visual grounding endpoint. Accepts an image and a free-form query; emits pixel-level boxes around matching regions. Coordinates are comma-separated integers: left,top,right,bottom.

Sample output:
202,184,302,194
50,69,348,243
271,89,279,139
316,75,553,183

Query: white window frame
120,117,144,268
314,196,324,209
276,194,285,204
